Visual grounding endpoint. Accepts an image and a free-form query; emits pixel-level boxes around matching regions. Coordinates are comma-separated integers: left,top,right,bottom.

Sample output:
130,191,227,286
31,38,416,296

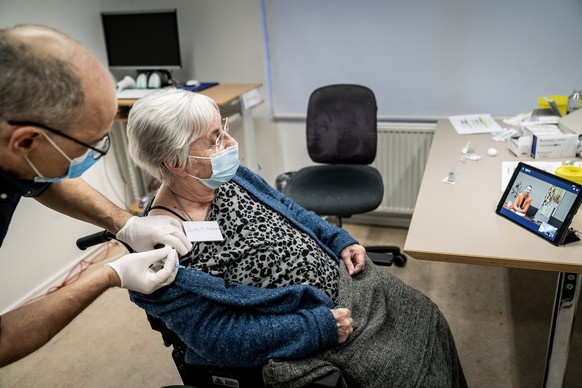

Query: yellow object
555,165,582,185
538,95,568,116
128,200,145,216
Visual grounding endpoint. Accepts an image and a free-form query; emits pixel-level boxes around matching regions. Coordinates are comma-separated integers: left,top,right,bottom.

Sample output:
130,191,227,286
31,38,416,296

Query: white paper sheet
449,114,503,135
500,161,582,192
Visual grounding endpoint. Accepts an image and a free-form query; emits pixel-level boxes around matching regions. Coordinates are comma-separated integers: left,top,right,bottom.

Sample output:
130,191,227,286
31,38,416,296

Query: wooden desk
112,83,262,202
117,83,261,112
404,119,582,388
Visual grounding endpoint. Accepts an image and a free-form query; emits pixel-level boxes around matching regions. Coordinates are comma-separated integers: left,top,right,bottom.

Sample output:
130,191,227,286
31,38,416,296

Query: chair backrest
306,84,377,165
525,205,537,219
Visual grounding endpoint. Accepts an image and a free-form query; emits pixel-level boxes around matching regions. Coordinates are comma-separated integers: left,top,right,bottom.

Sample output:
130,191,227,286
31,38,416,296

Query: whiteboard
262,0,582,119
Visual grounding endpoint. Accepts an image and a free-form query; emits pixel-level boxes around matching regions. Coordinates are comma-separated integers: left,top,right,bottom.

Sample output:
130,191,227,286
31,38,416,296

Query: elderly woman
127,88,466,388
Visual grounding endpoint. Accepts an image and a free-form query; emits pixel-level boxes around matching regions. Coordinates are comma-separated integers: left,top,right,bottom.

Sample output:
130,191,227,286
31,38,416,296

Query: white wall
0,0,307,313
263,0,582,118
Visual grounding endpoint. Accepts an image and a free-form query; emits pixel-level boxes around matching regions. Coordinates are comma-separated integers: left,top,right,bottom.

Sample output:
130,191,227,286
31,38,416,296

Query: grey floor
2,223,582,387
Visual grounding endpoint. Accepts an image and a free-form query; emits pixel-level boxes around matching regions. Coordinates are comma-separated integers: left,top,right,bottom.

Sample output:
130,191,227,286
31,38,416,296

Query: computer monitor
101,9,182,71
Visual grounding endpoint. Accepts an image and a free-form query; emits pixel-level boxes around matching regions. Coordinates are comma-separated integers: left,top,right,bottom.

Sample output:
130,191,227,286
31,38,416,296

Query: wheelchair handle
76,230,117,250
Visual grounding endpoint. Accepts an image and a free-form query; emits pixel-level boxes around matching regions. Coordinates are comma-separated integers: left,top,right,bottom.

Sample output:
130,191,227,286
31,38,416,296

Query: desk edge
404,249,582,273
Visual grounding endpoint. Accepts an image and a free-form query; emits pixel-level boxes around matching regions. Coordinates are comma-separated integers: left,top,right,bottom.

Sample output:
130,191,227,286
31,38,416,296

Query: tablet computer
495,162,582,246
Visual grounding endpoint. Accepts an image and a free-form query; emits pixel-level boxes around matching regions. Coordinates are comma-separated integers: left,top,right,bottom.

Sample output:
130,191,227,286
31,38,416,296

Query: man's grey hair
127,88,220,184
0,25,84,128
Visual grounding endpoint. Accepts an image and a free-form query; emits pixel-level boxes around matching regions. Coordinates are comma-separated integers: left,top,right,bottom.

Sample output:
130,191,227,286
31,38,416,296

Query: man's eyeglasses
7,120,110,160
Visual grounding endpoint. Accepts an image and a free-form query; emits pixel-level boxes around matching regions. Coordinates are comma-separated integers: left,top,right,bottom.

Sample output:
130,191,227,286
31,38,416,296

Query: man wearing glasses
0,25,192,366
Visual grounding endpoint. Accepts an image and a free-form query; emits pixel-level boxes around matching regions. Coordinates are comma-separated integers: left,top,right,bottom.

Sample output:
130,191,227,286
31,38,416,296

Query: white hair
127,87,220,184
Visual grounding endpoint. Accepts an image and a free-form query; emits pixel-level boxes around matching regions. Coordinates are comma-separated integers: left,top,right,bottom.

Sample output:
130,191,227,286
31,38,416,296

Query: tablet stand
562,229,580,245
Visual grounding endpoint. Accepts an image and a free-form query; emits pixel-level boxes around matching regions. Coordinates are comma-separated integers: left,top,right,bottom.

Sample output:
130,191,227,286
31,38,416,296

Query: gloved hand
116,215,192,255
106,246,179,294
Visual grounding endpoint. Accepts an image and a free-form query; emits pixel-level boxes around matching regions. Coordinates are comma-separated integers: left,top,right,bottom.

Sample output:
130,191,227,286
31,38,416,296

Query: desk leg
543,272,581,388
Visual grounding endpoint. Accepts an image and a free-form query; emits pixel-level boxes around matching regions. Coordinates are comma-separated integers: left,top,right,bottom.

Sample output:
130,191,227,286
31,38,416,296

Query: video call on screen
499,166,581,241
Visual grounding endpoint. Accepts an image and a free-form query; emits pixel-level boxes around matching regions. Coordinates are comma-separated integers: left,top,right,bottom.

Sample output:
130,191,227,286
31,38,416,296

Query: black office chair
148,313,341,388
278,84,406,267
525,205,538,219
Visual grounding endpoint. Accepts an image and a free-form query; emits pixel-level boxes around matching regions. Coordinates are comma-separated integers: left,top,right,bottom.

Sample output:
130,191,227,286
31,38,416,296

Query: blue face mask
188,144,240,189
24,132,99,183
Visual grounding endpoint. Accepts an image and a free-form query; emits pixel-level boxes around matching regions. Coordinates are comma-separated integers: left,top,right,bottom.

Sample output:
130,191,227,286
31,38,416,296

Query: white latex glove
116,215,192,255
106,246,179,294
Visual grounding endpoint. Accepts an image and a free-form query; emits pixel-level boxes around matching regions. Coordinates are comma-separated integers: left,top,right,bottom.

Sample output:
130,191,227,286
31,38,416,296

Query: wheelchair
77,230,404,388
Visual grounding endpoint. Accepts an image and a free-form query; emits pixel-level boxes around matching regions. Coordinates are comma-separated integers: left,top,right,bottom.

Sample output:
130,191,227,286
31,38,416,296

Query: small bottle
567,89,582,114
447,165,455,183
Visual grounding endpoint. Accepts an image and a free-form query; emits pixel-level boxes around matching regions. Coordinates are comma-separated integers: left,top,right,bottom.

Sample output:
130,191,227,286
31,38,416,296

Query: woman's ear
8,126,43,155
163,158,189,177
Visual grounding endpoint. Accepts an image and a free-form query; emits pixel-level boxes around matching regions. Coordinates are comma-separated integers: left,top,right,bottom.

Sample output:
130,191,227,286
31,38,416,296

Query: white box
531,133,579,159
509,135,533,156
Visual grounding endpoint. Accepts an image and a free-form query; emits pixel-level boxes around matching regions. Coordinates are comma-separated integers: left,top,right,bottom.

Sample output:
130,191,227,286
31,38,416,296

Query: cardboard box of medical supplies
531,132,578,159
509,121,579,158
509,134,533,156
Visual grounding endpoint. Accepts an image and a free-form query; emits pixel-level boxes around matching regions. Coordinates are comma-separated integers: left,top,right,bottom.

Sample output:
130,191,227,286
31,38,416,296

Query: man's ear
8,126,43,155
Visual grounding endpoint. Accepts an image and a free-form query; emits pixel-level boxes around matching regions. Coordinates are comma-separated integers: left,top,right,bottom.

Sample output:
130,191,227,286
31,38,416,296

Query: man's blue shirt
0,170,51,246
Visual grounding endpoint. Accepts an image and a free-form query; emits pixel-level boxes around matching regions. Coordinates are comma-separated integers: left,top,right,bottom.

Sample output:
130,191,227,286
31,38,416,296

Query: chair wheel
393,254,407,267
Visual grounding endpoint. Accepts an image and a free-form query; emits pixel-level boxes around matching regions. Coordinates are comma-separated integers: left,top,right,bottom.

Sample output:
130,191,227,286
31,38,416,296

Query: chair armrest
365,245,407,267
367,251,394,266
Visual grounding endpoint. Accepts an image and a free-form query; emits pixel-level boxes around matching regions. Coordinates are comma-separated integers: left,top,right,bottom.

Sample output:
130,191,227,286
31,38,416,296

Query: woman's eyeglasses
215,117,229,153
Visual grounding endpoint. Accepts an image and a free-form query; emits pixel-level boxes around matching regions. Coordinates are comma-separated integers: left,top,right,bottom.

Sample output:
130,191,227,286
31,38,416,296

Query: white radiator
370,122,435,219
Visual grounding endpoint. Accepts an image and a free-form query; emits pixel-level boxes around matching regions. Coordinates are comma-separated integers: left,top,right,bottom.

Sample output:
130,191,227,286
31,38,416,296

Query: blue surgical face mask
24,132,99,183
188,144,240,189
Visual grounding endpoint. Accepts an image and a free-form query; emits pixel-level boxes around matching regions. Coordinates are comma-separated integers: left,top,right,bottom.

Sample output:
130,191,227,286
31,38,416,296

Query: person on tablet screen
511,185,532,213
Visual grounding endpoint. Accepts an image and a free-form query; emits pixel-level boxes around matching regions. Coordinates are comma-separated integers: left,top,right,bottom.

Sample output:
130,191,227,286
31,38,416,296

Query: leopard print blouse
181,182,339,301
